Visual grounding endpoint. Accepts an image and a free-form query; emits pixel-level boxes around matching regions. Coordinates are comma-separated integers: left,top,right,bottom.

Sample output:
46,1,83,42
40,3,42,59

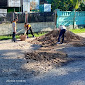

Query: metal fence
0,12,54,23
56,9,85,28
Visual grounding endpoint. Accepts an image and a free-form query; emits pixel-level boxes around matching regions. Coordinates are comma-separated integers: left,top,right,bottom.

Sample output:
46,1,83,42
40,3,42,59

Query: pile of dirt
25,51,67,61
29,30,84,47
25,30,85,71
25,51,69,67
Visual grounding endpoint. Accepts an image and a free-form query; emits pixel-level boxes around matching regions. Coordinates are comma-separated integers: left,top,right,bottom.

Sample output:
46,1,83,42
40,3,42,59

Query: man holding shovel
24,23,34,38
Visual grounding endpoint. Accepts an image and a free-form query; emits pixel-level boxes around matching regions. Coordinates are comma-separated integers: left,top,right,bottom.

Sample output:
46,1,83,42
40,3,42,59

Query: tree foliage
77,3,85,11
70,0,85,9
52,0,73,11
51,0,85,11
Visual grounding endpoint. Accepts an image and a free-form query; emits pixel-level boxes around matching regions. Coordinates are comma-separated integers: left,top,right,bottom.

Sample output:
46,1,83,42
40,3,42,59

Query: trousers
58,29,66,43
12,32,16,42
26,27,34,37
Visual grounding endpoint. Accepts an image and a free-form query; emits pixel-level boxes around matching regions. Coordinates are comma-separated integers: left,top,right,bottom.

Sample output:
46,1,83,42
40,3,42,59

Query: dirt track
76,33,85,37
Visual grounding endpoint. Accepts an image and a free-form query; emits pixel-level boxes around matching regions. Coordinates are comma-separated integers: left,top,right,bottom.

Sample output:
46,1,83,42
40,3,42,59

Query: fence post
73,9,76,29
13,12,15,21
25,11,28,23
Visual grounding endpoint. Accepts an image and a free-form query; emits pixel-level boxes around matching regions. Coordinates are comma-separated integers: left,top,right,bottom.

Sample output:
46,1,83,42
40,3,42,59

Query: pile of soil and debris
29,30,84,47
25,30,85,71
25,51,67,61
25,50,70,67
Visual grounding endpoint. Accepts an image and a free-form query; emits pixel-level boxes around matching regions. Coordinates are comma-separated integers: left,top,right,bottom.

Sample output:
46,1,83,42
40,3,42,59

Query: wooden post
19,7,20,12
14,8,15,12
13,12,14,21
25,11,28,23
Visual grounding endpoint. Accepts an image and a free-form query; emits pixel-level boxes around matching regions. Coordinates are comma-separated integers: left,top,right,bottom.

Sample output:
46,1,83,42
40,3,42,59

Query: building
0,0,7,8
0,0,52,12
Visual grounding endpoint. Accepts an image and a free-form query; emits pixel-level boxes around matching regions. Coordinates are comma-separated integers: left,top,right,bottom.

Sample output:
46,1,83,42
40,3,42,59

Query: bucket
20,35,26,41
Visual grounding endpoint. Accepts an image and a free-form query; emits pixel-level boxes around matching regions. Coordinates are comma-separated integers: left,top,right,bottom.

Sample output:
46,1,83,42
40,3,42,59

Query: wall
56,9,85,28
0,22,55,35
0,12,54,23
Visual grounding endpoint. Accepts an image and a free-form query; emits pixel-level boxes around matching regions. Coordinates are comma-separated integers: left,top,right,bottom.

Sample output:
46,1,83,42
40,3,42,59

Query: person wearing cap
24,23,34,38
57,25,66,44
12,18,18,42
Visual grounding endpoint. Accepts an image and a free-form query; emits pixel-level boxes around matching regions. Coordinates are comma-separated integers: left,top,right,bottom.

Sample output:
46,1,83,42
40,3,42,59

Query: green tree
70,0,85,9
77,3,85,11
52,0,73,11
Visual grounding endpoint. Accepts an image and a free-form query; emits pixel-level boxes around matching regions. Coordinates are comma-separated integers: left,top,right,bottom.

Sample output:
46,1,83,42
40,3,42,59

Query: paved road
27,45,85,85
0,33,85,85
27,33,85,85
0,40,41,85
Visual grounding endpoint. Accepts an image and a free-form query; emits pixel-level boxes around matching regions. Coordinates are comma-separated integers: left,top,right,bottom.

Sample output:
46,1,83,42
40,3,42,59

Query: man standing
24,23,34,38
57,25,66,44
12,18,17,42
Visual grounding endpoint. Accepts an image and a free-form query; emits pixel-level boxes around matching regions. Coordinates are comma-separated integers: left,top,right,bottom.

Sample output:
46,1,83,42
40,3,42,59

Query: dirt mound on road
29,30,84,47
25,51,67,61
25,51,69,67
25,30,85,73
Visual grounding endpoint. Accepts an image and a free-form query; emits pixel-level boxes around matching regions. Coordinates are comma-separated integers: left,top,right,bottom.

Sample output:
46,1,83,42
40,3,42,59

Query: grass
0,32,48,40
70,28,85,33
1,28,85,40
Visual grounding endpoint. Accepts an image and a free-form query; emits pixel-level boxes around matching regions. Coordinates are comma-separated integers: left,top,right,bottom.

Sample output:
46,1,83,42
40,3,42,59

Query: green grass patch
29,32,47,37
70,28,85,33
0,32,48,40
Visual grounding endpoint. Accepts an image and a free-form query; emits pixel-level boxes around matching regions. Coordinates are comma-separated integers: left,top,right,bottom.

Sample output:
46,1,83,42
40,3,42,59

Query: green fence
56,9,85,28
